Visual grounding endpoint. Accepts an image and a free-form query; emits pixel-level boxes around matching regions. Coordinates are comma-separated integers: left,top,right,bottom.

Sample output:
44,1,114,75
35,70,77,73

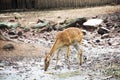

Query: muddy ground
0,5,120,80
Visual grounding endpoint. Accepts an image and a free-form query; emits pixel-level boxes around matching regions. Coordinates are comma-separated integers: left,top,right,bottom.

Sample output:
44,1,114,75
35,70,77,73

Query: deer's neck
49,39,60,57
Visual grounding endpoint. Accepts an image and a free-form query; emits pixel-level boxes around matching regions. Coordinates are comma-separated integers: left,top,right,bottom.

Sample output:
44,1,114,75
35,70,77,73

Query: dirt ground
0,5,120,27
0,5,120,80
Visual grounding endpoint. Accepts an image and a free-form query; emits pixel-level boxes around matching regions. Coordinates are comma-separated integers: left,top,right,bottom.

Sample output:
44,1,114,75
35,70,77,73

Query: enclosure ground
0,5,120,80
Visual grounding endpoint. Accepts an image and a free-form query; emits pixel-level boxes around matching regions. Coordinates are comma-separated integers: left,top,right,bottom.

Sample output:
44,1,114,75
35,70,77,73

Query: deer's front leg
55,49,61,70
67,46,70,69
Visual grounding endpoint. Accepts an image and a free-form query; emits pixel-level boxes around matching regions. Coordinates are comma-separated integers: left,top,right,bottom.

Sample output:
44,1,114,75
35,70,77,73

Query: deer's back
56,27,83,45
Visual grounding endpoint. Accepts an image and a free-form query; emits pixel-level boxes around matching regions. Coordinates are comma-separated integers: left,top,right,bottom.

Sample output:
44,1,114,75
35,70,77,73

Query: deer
44,27,83,71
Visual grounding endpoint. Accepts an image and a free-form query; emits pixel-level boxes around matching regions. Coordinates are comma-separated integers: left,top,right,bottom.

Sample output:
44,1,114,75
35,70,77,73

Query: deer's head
44,54,51,71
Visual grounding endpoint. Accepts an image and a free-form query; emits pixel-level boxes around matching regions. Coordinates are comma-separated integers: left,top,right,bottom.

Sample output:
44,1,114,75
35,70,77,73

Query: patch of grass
106,68,120,79
56,70,81,78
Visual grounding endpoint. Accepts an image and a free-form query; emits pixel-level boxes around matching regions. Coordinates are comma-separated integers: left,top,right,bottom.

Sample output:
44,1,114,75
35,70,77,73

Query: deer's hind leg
74,42,82,66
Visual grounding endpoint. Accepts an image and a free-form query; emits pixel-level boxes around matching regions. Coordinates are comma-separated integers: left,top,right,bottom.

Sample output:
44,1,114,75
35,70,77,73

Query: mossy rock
0,22,20,29
59,17,87,30
32,21,49,29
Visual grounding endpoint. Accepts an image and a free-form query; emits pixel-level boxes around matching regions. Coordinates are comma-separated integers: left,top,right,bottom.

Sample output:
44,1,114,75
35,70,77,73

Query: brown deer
44,27,83,71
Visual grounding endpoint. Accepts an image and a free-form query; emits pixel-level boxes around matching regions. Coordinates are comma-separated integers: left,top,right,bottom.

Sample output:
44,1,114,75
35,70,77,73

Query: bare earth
1,5,120,27
0,5,120,80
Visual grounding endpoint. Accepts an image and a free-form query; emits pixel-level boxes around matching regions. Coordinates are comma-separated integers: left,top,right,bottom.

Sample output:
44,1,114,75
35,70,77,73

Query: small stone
82,30,87,35
17,31,23,36
96,39,100,43
97,27,110,35
57,16,61,18
0,67,4,70
23,27,30,32
9,34,18,39
32,20,49,29
83,25,97,31
3,43,15,51
108,42,112,46
8,29,16,35
101,34,110,39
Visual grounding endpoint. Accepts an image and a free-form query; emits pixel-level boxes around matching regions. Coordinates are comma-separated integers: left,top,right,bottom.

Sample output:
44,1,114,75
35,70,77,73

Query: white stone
83,19,103,26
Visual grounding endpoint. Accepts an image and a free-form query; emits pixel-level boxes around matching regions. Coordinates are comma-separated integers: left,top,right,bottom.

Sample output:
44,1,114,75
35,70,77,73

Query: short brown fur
44,27,83,71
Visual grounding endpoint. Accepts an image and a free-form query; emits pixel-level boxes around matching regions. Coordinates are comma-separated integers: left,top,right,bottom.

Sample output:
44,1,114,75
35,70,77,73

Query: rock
83,19,103,26
83,25,97,31
32,20,49,29
7,22,20,28
0,31,12,41
108,42,112,46
83,19,103,31
3,43,15,51
101,34,110,39
97,14,108,21
117,30,120,33
8,29,16,35
73,17,86,26
0,22,9,30
48,21,57,30
96,39,100,43
16,27,23,36
0,61,5,68
57,16,61,18
106,22,114,28
57,19,66,25
97,27,110,35
59,17,87,30
9,35,18,39
23,27,30,32
98,23,107,28
0,22,20,29
114,23,120,28
9,19,16,22
17,31,23,36
0,67,4,70
82,30,87,35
